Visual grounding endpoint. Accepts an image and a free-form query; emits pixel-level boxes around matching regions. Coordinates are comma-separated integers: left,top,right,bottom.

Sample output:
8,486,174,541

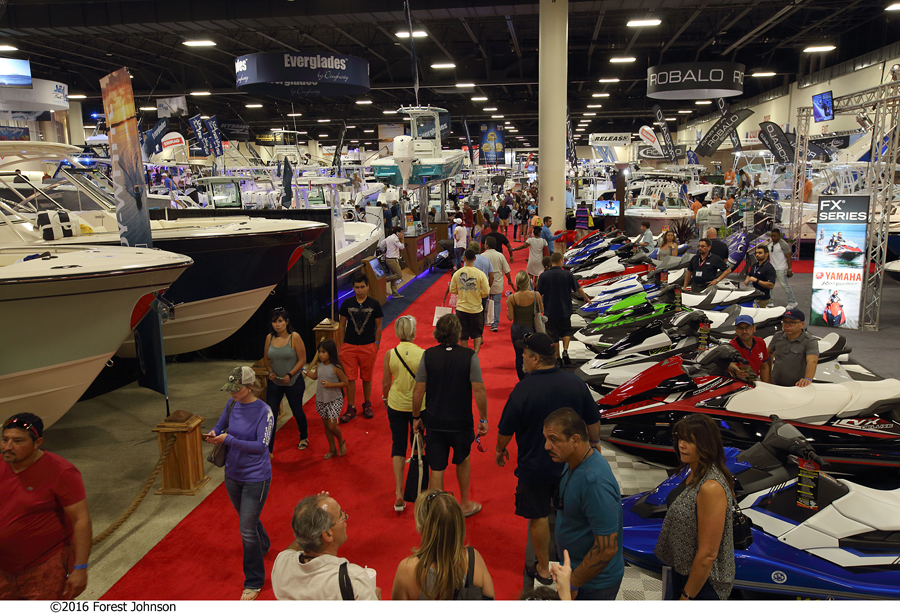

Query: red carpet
103,268,532,600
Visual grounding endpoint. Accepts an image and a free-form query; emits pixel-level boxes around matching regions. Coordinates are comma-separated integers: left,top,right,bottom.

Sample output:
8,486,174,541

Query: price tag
797,458,820,510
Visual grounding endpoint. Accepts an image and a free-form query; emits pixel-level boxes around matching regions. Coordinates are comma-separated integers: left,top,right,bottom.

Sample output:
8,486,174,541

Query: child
303,339,348,459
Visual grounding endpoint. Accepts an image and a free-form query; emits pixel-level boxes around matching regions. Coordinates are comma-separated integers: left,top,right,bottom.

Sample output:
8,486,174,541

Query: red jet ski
824,294,847,326
824,239,864,261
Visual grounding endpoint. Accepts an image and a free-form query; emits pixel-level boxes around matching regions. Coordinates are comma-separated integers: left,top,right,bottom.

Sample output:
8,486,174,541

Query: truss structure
790,81,900,330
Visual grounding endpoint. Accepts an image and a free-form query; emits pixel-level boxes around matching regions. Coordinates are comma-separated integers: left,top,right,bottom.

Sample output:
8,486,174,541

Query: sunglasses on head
2,416,40,439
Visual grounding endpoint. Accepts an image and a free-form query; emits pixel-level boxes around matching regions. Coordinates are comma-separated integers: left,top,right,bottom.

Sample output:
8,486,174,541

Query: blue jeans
510,323,535,381
489,294,503,330
224,476,271,590
775,269,797,305
575,580,621,600
266,379,308,451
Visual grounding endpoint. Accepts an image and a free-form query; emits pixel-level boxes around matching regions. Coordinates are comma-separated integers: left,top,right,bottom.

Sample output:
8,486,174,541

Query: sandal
297,439,309,450
338,441,348,457
323,449,337,460
240,588,261,601
394,499,407,512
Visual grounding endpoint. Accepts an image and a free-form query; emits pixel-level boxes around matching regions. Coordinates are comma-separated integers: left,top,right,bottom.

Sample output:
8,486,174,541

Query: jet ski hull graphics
575,264,651,287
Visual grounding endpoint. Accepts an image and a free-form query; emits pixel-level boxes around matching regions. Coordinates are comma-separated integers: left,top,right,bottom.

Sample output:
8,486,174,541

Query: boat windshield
209,181,242,208
0,169,113,213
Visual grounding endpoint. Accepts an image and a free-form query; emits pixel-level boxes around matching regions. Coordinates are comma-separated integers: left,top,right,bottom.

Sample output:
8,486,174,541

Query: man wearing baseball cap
727,315,771,382
768,308,819,387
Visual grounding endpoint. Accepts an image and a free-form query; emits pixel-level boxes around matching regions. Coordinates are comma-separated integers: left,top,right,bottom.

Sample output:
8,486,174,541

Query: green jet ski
572,291,687,348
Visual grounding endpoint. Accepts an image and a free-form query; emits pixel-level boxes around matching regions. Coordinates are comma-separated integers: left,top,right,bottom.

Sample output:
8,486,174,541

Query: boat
369,106,466,190
0,244,192,428
0,143,328,357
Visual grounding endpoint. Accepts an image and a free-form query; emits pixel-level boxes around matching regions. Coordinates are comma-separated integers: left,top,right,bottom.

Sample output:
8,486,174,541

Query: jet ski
824,239,864,261
598,345,900,473
824,295,847,326
680,283,763,310
727,230,769,269
573,247,655,286
622,417,900,599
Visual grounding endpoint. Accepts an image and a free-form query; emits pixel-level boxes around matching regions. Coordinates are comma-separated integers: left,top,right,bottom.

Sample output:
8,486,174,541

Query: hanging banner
141,118,169,159
652,105,677,162
686,150,699,165
758,121,794,164
785,133,830,161
219,120,250,142
695,108,754,157
716,98,742,152
235,52,370,97
636,144,686,160
203,115,225,157
378,123,403,154
647,62,745,100
589,133,630,148
463,116,475,166
156,96,187,118
480,122,505,165
187,114,211,156
638,125,663,155
0,126,29,141
811,134,850,150
811,195,869,331
161,132,186,150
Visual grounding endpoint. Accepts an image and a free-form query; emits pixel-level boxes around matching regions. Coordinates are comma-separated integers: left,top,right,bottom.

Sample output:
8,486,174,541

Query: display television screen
595,200,620,216
812,91,834,123
0,59,32,89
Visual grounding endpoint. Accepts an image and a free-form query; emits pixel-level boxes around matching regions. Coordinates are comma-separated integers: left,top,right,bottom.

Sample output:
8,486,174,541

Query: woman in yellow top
382,315,426,512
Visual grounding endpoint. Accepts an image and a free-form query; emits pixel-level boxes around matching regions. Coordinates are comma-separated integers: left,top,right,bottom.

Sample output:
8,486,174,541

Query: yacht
0,244,192,427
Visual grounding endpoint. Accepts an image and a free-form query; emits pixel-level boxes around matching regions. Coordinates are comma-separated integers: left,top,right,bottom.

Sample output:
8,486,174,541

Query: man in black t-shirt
496,333,600,585
745,245,776,307
337,272,384,422
480,221,515,262
497,200,512,235
705,228,730,262
683,238,732,292
537,252,589,365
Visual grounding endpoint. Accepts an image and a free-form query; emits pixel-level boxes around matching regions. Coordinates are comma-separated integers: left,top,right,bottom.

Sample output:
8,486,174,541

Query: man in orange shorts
338,272,384,421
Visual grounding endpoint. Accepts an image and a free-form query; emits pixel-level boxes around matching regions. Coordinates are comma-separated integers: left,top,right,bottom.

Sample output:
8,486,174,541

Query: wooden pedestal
153,411,210,496
314,319,341,350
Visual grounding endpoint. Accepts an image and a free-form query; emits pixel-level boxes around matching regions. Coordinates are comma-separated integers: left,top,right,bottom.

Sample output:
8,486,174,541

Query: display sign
636,144,686,160
160,132,186,150
235,52,370,97
187,114,211,156
716,98,742,152
638,125,663,154
785,133,831,161
647,62,744,100
219,120,250,142
589,132,630,148
0,58,32,89
758,121,794,164
812,91,834,123
811,134,850,150
0,78,68,112
379,123,403,153
156,96,187,118
652,105,677,162
141,118,169,159
0,126,29,141
595,200,620,216
203,115,225,157
811,195,869,330
479,122,504,165
796,458,820,510
694,108,754,157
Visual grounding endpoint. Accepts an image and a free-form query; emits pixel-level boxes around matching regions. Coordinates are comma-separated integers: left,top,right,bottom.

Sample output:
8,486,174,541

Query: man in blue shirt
540,216,564,254
544,408,623,600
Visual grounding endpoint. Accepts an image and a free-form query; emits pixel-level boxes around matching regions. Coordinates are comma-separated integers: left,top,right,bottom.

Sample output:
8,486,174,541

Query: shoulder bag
403,430,430,503
206,400,236,467
338,562,355,600
453,546,489,600
732,497,753,550
530,286,547,334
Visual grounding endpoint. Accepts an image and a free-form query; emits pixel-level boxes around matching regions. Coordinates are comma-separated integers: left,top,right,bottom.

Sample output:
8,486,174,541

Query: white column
538,0,568,228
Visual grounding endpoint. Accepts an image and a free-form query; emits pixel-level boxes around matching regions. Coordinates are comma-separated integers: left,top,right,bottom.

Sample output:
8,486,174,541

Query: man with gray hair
271,493,379,600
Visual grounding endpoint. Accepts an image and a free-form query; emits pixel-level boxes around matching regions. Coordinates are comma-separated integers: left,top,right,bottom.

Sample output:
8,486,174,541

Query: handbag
206,400,236,467
453,547,486,600
732,498,754,550
530,284,547,334
403,431,429,503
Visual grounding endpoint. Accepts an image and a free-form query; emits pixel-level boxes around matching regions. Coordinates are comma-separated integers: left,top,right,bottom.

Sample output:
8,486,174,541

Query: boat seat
413,139,436,156
724,381,852,425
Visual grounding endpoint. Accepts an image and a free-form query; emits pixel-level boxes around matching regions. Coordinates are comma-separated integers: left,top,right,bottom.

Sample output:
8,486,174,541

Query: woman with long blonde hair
391,490,495,600
506,270,543,380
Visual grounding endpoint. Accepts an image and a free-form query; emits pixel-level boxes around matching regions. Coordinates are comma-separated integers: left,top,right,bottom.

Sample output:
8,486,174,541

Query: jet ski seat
834,378,900,418
832,480,900,532
725,381,853,425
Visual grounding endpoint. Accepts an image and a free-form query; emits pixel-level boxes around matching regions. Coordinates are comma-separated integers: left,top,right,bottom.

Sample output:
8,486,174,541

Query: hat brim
221,382,244,392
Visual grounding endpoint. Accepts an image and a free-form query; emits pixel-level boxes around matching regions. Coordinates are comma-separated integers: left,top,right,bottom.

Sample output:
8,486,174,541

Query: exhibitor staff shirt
687,253,729,290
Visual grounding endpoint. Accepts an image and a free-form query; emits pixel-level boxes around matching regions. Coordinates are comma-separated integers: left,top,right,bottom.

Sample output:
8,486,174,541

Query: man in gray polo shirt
767,308,819,387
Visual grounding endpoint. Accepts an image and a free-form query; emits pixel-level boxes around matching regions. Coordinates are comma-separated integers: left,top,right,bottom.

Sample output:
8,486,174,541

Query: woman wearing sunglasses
391,490,495,600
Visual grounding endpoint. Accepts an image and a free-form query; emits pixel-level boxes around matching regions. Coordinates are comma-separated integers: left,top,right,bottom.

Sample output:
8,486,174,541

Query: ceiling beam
721,1,805,56
659,7,705,61
694,0,763,59
773,0,868,50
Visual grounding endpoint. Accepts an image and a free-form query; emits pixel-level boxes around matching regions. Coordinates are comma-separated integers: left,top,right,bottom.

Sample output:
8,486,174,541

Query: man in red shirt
727,315,771,382
0,413,92,599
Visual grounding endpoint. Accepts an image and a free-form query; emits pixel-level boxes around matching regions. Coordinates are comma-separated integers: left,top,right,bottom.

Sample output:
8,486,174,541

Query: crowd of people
2,181,819,602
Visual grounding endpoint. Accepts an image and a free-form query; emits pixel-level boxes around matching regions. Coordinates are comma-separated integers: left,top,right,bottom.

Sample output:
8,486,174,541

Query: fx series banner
811,195,870,330
480,122,504,165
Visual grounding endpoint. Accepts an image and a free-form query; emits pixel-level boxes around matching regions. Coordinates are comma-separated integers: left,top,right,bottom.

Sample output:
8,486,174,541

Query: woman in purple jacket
204,366,274,601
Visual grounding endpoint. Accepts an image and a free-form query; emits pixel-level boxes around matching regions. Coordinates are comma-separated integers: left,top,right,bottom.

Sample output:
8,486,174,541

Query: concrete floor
42,359,316,600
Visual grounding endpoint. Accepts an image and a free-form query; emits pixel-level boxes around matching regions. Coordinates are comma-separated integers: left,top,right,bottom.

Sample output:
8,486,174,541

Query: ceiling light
191,91,211,96
491,115,504,119
129,75,134,78
297,131,307,134
665,117,676,121
752,71,777,77
678,110,692,114
627,19,661,27
587,104,603,108
364,129,375,133
584,113,596,116
610,57,636,63
318,134,328,137
0,45,18,52
471,97,488,102
245,103,262,108
396,30,427,38
504,121,511,124
592,93,610,98
355,100,373,105
69,94,87,99
887,3,900,9
139,106,156,111
483,107,497,111
317,119,330,123
575,128,586,132
598,78,620,83
804,45,836,53
200,115,210,120
455,82,476,88
695,100,712,105
431,63,456,69
364,142,372,145
346,125,356,129
383,110,397,114
350,140,359,143
183,40,216,47
287,112,302,117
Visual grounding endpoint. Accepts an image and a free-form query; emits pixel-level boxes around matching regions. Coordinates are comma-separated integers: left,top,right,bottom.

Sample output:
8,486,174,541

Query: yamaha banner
811,195,869,331
188,114,211,156
758,121,794,164
141,118,169,159
203,115,225,157
716,98,742,152
695,108,753,157
235,52,370,97
651,105,677,162
480,122,504,165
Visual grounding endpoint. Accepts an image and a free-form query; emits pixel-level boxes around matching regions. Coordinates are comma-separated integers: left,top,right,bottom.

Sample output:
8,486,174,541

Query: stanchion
153,410,210,496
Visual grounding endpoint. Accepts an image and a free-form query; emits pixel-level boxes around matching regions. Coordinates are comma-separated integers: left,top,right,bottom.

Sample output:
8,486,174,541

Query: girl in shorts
303,339,348,459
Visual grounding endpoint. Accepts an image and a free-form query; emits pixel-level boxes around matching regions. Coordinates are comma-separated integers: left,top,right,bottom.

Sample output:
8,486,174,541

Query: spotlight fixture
890,64,900,81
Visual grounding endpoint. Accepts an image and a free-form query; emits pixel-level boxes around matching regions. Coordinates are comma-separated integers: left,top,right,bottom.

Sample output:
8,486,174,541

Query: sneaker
339,406,357,423
362,401,374,419
562,350,571,366
491,327,499,332
786,302,798,310
556,358,563,368
392,293,404,299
